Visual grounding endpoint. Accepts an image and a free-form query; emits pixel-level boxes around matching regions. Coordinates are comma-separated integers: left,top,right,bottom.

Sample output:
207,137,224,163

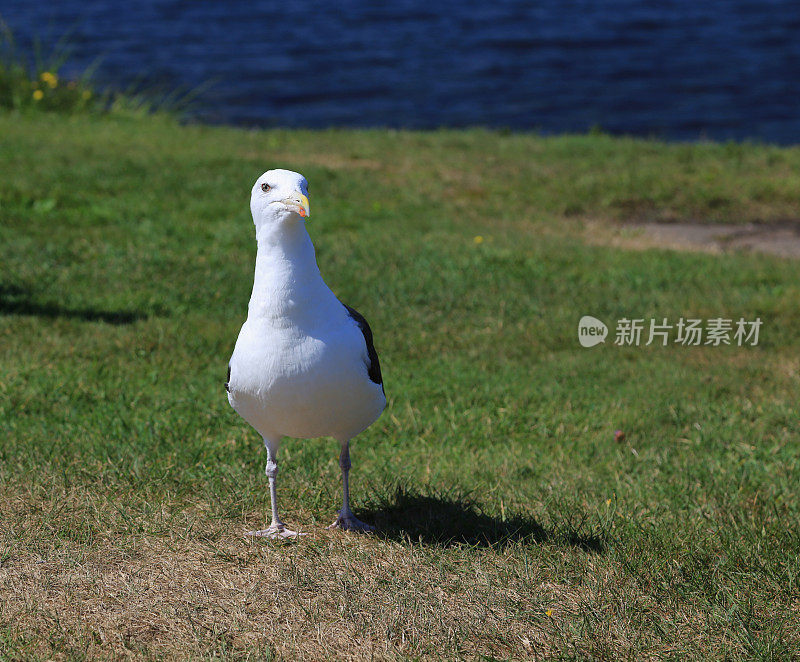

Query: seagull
226,169,386,539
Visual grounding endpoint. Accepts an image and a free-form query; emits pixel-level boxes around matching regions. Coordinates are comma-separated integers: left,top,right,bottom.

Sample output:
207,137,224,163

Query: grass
0,111,799,660
0,23,199,119
0,22,100,114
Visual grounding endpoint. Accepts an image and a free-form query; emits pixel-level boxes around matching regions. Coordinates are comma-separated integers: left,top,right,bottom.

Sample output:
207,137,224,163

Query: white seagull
226,169,386,538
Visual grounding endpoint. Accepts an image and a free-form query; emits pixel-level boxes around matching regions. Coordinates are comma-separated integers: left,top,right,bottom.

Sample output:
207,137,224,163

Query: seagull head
250,169,310,229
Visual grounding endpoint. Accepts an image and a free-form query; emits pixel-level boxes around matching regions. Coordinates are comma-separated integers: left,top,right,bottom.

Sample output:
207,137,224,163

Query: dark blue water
4,1,800,143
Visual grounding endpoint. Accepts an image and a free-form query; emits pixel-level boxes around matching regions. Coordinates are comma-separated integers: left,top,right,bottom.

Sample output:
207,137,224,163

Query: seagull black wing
343,303,383,391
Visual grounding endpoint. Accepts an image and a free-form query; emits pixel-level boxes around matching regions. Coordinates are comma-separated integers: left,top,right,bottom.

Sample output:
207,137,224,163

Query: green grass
0,24,197,119
1,113,799,660
0,22,103,114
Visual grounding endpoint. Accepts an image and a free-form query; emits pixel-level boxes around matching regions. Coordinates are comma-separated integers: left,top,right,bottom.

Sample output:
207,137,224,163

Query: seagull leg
246,438,305,539
328,440,374,532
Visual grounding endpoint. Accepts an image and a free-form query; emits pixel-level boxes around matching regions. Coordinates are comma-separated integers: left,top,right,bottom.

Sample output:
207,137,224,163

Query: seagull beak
283,191,310,218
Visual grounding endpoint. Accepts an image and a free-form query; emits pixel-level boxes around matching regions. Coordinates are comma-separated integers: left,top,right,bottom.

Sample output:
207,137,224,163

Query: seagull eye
261,183,272,192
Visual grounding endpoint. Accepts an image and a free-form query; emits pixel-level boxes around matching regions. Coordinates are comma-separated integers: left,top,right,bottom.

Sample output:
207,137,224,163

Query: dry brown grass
3,484,798,661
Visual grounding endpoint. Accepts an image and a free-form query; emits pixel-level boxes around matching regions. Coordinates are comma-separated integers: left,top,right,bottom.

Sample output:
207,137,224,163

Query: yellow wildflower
473,235,484,244
546,608,553,617
40,72,58,88
82,90,92,100
32,89,44,101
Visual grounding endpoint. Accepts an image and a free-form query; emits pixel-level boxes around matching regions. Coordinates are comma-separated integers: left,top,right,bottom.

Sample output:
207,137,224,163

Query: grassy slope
1,113,799,660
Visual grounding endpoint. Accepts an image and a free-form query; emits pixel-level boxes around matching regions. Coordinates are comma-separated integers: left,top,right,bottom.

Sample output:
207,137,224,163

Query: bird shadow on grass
0,283,149,325
359,485,605,553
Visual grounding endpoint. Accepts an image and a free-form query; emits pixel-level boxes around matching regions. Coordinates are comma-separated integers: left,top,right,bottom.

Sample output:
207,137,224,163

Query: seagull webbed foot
327,510,375,533
245,523,306,539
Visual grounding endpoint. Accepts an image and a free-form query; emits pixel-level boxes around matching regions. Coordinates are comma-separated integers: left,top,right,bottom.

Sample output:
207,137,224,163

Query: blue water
4,1,800,143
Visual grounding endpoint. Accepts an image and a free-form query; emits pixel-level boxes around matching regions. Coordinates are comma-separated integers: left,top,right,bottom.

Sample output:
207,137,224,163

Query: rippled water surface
4,1,799,142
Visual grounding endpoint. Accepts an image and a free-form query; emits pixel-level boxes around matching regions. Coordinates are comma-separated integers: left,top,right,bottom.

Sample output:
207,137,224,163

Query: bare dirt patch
585,220,800,259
